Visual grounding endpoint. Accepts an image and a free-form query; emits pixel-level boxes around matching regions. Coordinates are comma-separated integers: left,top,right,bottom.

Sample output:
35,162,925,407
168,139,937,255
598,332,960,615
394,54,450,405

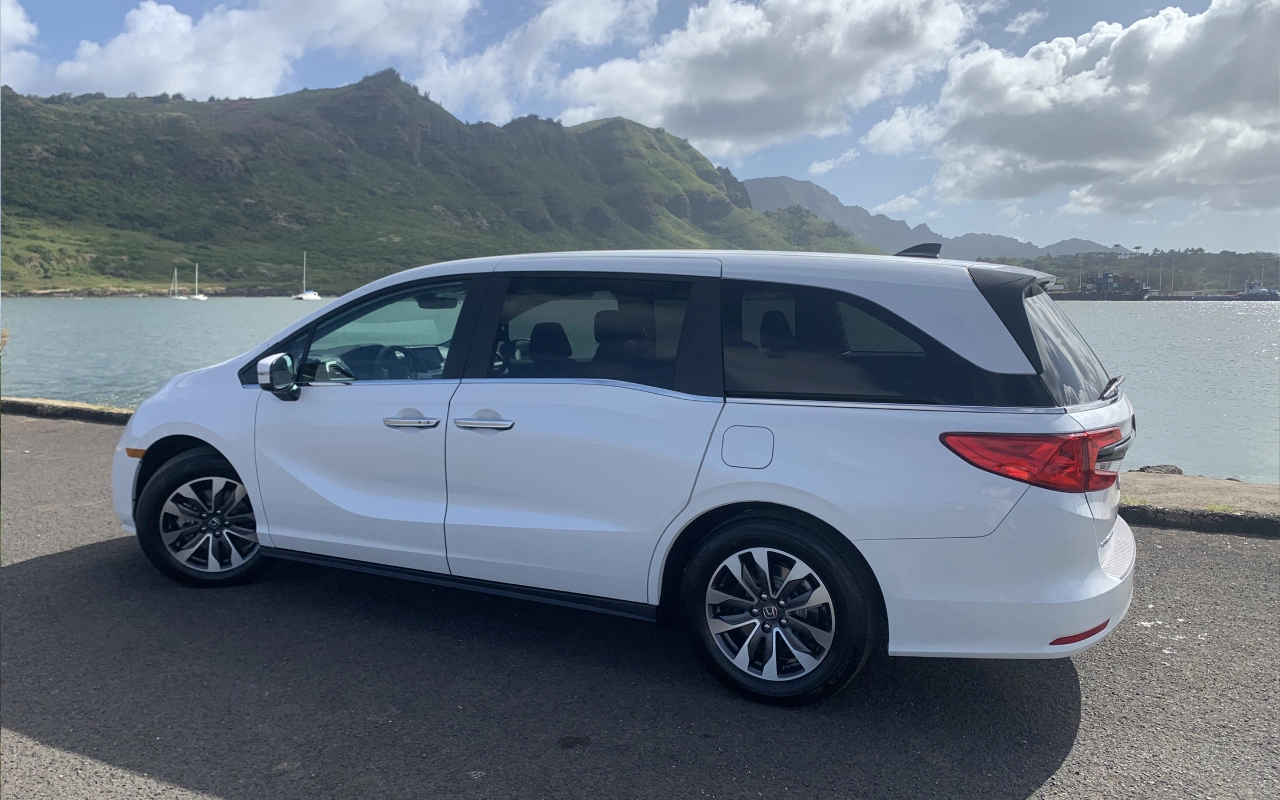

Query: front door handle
454,418,515,431
383,417,441,428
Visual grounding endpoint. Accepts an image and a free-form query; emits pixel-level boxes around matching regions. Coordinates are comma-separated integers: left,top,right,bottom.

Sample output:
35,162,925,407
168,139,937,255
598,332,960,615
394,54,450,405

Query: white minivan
112,250,1136,704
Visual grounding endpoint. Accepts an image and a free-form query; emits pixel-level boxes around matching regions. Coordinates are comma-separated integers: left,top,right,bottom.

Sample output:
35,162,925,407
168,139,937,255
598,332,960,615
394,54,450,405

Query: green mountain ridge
1,70,878,295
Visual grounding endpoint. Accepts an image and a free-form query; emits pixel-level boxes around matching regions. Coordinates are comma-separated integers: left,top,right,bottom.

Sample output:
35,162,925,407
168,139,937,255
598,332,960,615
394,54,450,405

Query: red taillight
1049,620,1110,646
941,428,1123,492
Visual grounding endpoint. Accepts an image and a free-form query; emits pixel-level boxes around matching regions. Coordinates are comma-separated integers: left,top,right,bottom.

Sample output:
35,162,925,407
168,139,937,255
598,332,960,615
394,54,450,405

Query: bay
2,297,1277,483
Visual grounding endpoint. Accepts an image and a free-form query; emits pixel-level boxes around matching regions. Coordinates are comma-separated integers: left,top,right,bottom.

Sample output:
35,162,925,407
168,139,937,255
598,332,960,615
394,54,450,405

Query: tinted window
1023,285,1110,406
723,280,1053,407
301,280,469,382
486,276,691,390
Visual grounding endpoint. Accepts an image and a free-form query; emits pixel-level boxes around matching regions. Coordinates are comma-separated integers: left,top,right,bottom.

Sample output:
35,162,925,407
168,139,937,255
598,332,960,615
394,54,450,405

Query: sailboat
169,268,188,299
190,263,208,300
292,251,322,300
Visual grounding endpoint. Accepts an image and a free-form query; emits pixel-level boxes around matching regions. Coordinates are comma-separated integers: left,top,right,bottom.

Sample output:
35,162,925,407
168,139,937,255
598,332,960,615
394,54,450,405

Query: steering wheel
374,345,427,380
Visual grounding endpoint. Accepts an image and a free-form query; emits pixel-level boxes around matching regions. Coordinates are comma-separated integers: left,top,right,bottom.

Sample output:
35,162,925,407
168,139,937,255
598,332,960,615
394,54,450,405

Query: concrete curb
2,397,133,425
1120,504,1279,538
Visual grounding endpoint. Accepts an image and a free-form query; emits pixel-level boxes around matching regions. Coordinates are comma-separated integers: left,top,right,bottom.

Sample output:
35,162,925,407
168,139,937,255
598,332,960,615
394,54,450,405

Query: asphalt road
2,415,1276,799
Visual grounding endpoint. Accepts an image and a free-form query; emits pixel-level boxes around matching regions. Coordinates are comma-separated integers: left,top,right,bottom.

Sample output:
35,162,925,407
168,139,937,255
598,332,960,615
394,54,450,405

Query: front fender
113,365,271,545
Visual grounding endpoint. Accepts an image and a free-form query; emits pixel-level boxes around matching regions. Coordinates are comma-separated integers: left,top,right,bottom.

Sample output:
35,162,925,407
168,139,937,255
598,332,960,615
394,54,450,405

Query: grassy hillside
2,71,878,295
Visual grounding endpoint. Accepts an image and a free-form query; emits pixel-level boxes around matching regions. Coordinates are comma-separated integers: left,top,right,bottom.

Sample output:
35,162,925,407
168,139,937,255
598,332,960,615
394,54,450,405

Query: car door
444,261,724,603
255,276,481,572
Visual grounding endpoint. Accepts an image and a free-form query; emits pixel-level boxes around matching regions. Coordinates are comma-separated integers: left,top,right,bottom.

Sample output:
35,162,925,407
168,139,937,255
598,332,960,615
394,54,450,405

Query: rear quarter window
723,280,1052,407
1022,285,1110,406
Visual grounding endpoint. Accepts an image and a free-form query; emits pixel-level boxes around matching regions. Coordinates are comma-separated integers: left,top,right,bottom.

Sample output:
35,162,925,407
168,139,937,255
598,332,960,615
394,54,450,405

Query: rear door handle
454,418,515,431
383,417,440,428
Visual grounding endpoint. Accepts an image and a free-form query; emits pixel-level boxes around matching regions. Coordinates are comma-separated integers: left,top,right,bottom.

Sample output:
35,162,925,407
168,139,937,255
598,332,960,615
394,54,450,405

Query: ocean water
2,297,1277,483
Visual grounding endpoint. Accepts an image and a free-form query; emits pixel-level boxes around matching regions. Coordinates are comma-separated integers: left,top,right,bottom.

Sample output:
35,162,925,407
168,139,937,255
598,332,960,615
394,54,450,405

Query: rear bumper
859,491,1136,659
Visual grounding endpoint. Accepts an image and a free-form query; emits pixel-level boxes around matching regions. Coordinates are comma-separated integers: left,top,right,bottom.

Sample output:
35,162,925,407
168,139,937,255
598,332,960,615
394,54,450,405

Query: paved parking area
3,414,1277,799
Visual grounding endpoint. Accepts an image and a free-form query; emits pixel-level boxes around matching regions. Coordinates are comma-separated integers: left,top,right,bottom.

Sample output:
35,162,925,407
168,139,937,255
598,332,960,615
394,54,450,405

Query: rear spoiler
968,266,1045,374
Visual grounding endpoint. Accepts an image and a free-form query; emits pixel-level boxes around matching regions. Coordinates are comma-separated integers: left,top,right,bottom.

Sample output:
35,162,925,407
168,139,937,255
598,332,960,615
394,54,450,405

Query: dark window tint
487,276,691,389
1023,284,1110,406
300,280,469,383
723,280,1053,406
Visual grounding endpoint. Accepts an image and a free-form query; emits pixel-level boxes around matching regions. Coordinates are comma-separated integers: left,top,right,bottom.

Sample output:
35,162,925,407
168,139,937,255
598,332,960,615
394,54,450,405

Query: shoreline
4,396,1276,537
5,289,305,298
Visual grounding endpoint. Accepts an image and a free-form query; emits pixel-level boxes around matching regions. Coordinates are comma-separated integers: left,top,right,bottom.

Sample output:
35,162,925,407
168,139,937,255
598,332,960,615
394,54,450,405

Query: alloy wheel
159,477,259,572
705,547,836,681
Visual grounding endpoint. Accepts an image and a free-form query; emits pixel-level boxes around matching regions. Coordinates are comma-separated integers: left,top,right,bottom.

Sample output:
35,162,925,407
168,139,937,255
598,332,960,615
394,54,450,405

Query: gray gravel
3,415,1277,799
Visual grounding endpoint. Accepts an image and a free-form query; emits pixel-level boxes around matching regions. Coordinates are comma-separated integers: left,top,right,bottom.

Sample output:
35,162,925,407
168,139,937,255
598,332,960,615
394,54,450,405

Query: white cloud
418,0,656,122
35,1,475,98
871,0,1280,214
808,147,858,176
1,0,41,89
560,0,974,157
998,203,1029,226
871,186,927,214
1003,9,1047,36
3,0,650,122
862,105,943,155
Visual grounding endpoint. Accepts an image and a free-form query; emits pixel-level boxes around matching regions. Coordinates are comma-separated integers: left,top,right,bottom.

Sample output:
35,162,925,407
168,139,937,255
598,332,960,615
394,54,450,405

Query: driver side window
302,280,470,383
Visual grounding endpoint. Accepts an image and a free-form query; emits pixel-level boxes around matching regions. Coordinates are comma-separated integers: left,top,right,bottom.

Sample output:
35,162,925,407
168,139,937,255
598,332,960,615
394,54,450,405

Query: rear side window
1022,285,1110,406
723,280,1053,407
486,275,692,390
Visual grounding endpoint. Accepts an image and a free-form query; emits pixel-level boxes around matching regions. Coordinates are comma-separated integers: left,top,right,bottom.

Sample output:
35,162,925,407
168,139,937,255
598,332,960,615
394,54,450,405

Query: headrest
594,309,645,343
530,322,572,360
760,310,795,351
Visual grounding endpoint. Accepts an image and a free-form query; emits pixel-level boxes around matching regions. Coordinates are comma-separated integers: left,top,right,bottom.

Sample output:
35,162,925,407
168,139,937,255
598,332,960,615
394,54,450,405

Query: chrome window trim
299,378,461,388
725,397,1068,415
723,390,1123,415
460,377,723,403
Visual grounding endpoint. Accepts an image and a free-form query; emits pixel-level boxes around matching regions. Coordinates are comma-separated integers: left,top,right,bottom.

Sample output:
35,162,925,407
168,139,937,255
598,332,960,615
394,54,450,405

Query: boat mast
195,263,199,295
303,251,307,293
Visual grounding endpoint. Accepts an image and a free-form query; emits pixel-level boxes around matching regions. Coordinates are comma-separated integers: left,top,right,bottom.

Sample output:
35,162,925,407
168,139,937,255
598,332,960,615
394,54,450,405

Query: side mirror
257,353,300,401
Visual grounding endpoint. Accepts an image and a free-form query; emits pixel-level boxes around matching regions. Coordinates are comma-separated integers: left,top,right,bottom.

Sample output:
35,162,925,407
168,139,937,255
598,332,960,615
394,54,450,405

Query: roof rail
894,243,942,259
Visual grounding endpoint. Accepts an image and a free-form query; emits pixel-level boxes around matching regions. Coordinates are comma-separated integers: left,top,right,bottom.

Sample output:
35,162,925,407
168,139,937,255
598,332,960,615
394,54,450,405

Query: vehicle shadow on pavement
2,538,1082,800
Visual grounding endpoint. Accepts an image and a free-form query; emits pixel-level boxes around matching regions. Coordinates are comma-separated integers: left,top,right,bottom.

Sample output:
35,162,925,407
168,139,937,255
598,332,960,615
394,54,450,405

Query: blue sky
3,0,1276,252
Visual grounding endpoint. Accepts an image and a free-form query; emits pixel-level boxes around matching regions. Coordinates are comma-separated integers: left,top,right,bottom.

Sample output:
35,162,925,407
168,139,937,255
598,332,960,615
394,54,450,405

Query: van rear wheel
681,513,883,705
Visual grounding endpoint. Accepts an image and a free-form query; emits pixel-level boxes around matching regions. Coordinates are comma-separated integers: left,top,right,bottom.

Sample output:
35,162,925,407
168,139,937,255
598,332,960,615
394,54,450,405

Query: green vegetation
2,71,878,295
979,249,1279,294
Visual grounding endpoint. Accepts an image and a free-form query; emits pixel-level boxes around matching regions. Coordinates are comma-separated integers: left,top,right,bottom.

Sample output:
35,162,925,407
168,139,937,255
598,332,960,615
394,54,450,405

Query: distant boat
169,268,188,300
292,251,322,300
190,263,208,301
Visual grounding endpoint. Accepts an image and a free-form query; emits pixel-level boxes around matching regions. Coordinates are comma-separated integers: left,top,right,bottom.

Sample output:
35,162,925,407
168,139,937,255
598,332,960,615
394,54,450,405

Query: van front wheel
135,448,268,587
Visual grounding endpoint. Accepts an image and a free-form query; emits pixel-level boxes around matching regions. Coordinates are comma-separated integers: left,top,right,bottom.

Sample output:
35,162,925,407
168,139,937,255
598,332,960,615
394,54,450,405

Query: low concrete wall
1119,504,1278,537
3,396,1276,537
2,397,133,425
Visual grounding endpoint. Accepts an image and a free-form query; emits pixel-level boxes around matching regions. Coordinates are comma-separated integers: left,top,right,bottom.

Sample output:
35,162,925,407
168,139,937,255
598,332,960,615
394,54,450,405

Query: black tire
135,447,270,587
680,512,885,706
